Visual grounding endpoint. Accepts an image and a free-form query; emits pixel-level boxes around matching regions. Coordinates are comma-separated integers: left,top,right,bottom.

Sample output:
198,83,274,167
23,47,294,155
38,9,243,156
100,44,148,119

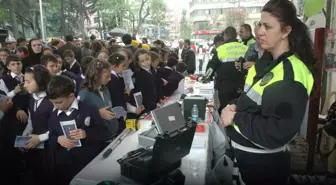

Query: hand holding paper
70,129,87,140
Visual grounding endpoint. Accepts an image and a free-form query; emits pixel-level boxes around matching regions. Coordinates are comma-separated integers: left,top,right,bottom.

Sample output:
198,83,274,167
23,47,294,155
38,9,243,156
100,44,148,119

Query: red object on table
196,124,205,133
190,75,198,81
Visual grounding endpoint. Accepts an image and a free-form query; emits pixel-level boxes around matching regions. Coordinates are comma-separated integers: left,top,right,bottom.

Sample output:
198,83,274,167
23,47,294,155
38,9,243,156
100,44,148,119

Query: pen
102,128,132,159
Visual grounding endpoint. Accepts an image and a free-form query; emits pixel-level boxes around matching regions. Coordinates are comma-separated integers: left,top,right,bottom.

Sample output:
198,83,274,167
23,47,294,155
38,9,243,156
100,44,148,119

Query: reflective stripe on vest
244,55,314,105
233,54,314,150
217,42,248,63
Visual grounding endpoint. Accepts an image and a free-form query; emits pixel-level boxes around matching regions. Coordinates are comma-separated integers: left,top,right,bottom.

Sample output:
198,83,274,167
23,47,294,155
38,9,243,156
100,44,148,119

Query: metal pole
10,0,19,38
39,0,45,41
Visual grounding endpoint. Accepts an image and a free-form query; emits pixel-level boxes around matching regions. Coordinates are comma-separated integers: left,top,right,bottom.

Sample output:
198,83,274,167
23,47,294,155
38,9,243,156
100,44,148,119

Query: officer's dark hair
65,35,74,42
6,54,21,66
122,34,132,45
223,27,237,40
176,62,187,73
262,0,315,71
47,75,75,99
240,24,252,34
184,39,191,46
63,50,75,58
41,54,58,66
25,64,51,92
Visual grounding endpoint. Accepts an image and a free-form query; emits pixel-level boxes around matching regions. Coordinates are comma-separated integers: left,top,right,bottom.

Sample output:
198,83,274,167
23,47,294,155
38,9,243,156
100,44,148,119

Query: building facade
189,0,268,39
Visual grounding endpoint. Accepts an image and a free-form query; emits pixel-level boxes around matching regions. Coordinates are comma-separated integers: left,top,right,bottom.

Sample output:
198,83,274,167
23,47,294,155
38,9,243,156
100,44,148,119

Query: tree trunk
97,10,103,39
79,0,85,39
34,11,41,38
10,0,19,38
61,0,66,37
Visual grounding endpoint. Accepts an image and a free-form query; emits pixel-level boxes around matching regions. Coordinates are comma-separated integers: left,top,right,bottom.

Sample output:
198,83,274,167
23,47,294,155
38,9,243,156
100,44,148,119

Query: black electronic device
118,121,196,185
238,57,246,72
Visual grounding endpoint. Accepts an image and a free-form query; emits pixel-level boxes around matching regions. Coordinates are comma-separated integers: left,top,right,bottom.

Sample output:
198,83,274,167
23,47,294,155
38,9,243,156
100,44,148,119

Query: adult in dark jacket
183,39,196,74
57,35,82,63
22,38,43,69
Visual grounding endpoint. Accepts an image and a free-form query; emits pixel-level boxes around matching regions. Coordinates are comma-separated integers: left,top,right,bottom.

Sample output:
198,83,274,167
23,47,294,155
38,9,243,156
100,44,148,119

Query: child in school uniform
47,75,110,185
133,49,159,111
78,59,118,140
150,51,166,103
22,64,53,185
107,53,141,134
41,54,82,93
161,57,179,96
80,56,94,80
166,62,189,97
0,55,29,184
63,50,81,75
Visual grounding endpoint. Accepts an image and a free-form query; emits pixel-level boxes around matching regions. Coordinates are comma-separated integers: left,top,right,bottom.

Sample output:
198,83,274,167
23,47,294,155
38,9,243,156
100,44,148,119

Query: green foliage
180,9,192,39
150,0,168,26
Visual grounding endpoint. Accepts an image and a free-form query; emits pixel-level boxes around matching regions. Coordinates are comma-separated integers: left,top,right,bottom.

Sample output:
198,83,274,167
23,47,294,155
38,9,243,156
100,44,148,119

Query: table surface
70,120,210,185
70,80,218,185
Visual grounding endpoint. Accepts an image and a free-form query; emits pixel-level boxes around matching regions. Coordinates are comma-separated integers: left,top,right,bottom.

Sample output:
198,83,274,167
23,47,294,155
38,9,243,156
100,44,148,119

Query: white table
70,120,211,185
70,80,227,185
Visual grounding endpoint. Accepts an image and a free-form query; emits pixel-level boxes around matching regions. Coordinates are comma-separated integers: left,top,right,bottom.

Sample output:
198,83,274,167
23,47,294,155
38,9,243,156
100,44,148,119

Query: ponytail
288,18,315,72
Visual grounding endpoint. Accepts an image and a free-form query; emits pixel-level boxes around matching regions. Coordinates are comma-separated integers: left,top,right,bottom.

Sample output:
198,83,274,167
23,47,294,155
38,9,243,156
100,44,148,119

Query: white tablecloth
70,80,227,185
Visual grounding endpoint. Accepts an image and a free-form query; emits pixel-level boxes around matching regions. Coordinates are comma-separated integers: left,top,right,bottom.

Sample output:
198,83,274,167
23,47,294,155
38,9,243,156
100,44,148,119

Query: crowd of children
0,36,190,185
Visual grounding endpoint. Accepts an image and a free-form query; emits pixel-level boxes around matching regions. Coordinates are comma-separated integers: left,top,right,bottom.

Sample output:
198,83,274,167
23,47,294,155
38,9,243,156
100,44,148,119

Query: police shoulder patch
260,72,274,86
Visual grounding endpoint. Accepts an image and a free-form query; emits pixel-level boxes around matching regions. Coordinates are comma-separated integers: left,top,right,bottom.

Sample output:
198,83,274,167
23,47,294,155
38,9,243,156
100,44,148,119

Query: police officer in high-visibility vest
203,26,247,111
219,1,315,184
239,24,256,47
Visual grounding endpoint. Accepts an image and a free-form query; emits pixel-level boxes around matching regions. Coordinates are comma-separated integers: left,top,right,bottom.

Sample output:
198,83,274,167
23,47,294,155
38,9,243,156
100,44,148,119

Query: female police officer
220,0,315,184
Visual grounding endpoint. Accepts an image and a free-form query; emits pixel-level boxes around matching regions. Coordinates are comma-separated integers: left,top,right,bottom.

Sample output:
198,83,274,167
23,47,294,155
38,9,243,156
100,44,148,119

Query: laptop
151,103,186,135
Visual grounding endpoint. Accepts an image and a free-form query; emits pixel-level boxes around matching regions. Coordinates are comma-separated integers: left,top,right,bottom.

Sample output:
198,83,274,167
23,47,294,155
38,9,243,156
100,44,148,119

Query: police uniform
226,52,314,185
207,39,247,111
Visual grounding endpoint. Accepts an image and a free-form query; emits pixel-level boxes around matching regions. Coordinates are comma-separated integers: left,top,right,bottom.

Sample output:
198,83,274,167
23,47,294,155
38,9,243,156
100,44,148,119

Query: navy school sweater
108,74,127,109
163,71,184,97
134,67,158,111
28,97,54,135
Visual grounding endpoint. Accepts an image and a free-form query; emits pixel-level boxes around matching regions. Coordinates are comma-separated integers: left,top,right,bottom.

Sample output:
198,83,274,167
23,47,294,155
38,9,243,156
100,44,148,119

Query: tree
180,9,192,39
150,0,168,26
225,9,247,29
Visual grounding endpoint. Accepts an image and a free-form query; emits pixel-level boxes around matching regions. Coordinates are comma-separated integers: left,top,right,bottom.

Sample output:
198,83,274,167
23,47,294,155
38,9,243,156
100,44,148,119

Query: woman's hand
220,106,236,128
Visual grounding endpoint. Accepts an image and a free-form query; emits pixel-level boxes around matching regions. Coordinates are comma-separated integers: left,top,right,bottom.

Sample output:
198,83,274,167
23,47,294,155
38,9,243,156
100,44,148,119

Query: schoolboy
46,75,109,185
63,50,81,75
41,54,81,93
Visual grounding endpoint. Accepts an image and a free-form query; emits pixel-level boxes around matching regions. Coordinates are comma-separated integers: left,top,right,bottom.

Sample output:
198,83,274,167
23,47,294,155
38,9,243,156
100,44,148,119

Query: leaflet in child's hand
60,120,82,147
122,69,135,89
14,136,44,149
